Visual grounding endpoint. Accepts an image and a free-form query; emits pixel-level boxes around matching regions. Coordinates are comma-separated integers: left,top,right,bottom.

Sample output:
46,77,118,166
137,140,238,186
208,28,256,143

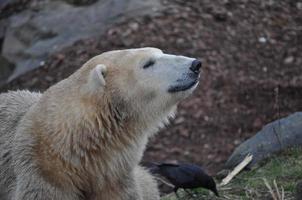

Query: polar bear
0,47,202,200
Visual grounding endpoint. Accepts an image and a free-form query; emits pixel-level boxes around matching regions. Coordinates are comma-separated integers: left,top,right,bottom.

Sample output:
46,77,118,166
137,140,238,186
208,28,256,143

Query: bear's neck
34,86,153,177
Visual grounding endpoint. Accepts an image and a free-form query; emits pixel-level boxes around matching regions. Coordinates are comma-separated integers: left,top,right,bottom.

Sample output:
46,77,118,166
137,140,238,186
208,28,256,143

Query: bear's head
36,47,202,170
79,47,201,127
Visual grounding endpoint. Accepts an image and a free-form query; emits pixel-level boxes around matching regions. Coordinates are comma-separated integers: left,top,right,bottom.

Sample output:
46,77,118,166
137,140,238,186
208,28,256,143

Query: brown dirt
1,0,302,178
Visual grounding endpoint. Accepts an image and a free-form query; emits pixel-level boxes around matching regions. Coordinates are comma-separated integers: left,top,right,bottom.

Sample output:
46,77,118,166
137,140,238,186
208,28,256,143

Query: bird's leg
184,189,195,198
174,187,180,199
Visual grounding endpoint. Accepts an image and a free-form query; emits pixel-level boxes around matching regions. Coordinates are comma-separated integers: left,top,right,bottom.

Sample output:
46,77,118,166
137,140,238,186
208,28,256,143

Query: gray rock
225,112,302,169
2,0,162,81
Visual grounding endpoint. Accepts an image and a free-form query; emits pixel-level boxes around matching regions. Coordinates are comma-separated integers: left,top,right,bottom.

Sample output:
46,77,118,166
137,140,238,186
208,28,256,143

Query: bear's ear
88,64,107,89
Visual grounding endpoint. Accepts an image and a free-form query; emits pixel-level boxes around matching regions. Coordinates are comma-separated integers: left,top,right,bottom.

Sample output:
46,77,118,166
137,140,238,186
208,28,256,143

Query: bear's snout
190,59,202,74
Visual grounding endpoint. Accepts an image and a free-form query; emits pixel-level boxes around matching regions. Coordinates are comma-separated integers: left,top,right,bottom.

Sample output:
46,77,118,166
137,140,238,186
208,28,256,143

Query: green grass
161,148,302,200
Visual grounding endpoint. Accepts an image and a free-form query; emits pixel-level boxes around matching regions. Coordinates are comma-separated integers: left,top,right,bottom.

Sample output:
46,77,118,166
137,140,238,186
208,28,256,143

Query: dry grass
263,178,284,200
161,148,302,200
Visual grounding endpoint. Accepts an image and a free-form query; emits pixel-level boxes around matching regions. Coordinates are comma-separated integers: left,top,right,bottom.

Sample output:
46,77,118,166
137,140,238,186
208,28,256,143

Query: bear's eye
143,60,155,69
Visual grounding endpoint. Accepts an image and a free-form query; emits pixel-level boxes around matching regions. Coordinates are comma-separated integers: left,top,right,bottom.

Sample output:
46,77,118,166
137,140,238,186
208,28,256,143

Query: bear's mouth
168,79,199,93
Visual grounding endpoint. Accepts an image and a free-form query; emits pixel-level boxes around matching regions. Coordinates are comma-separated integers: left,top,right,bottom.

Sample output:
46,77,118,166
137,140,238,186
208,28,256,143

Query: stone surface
2,0,161,81
225,112,302,169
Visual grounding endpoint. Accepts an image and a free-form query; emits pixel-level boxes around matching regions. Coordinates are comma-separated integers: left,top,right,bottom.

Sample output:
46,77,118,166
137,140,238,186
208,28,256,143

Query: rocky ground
1,0,302,183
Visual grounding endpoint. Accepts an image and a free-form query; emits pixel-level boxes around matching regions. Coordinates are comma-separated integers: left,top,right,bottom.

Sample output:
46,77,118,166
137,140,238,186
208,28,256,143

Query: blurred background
0,0,301,176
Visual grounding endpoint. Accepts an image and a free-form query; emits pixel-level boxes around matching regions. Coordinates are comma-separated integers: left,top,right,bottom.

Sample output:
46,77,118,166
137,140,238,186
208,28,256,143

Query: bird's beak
212,187,219,197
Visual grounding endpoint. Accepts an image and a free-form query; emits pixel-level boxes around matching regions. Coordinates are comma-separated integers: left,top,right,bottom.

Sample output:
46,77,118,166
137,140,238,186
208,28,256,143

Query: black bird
149,163,219,197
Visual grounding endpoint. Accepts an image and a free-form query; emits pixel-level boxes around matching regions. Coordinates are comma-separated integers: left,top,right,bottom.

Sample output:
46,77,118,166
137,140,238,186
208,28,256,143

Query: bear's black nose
190,60,202,74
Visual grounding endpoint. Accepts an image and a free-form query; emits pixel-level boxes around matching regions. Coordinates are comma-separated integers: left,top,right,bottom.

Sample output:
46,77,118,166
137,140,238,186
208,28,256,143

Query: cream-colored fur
0,47,198,200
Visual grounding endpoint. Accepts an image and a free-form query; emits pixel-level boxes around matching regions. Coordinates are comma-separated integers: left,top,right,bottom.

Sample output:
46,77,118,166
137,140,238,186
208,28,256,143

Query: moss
161,148,302,200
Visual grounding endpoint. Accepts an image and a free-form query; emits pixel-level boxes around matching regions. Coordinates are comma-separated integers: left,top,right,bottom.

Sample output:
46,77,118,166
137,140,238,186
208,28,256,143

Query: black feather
148,162,219,197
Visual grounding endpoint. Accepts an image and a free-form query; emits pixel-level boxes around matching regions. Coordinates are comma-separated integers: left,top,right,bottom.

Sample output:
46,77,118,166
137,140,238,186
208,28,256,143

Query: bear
0,47,201,200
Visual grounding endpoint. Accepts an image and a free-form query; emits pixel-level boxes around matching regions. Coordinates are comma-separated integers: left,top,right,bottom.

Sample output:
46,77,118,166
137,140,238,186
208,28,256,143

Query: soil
1,0,302,180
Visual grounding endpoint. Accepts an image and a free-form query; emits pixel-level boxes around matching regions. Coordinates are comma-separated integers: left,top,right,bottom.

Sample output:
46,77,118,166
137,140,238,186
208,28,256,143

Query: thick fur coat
0,48,199,200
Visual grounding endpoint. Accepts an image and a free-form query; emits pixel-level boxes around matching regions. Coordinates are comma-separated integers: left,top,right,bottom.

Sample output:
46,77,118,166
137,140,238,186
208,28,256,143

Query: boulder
225,112,302,169
1,0,161,81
